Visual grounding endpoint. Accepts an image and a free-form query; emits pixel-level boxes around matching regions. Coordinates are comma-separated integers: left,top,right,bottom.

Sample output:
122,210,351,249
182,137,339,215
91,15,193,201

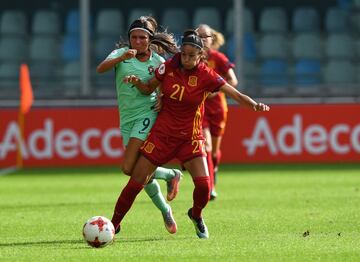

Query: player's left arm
225,68,238,87
123,75,160,95
219,83,270,112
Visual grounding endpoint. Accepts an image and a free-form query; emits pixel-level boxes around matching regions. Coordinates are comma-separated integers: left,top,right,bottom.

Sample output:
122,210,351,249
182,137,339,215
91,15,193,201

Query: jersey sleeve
204,67,226,93
155,62,167,81
216,52,235,75
105,48,126,60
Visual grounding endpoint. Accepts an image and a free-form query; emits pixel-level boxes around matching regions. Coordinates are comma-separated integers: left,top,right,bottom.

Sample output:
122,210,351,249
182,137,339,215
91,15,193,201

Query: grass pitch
1,164,360,261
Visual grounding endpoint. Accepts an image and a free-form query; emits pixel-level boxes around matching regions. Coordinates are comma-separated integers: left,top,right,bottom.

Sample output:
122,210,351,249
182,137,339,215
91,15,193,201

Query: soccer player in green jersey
96,16,181,234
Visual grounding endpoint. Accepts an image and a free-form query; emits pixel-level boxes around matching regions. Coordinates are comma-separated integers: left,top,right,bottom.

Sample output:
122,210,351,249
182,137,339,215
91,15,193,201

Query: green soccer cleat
187,208,209,239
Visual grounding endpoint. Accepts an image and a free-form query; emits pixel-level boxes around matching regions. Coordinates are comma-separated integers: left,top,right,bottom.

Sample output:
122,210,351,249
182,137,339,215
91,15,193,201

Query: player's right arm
96,49,138,73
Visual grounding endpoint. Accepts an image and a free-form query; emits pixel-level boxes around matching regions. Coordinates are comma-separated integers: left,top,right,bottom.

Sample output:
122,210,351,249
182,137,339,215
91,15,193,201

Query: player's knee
121,164,132,176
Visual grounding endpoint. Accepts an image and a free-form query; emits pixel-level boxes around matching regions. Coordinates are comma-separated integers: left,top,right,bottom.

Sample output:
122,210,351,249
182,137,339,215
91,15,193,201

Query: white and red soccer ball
82,216,115,248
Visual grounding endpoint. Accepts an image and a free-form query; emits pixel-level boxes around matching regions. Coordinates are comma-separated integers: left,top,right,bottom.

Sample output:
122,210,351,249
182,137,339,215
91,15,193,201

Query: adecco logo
0,118,123,160
243,114,360,156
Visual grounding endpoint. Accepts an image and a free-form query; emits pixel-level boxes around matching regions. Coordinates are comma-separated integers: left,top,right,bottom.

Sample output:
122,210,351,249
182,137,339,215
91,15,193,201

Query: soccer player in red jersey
110,30,270,239
197,24,238,200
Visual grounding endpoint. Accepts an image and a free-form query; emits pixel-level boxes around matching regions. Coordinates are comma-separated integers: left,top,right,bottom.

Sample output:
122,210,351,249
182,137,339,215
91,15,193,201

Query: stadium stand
193,7,221,31
0,0,359,100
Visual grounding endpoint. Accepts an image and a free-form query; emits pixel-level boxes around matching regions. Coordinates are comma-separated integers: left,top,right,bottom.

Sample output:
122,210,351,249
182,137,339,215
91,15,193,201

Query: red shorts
203,92,228,137
203,107,227,137
140,131,206,166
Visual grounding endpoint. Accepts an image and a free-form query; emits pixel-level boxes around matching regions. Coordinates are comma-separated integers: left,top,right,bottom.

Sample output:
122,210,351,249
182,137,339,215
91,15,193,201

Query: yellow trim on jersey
192,92,210,140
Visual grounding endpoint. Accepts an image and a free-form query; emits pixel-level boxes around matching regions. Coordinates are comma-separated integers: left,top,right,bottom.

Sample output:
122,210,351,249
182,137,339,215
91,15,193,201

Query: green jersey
106,47,165,125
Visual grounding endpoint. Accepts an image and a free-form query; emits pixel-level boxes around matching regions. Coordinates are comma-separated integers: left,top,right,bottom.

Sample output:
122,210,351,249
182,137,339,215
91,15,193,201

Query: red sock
192,176,210,219
212,150,222,170
111,178,144,229
206,151,215,191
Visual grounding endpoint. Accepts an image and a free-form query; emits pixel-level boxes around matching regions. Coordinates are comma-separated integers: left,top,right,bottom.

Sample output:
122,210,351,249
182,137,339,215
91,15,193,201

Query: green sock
153,167,175,182
144,179,169,214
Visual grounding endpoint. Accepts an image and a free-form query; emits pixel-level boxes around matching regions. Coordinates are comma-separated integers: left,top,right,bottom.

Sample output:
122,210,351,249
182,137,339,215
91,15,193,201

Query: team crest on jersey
158,63,165,75
207,60,215,69
148,65,154,75
188,76,198,87
143,141,155,153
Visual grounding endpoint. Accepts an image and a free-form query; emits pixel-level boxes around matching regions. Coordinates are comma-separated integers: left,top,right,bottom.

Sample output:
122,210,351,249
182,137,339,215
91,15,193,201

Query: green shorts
120,112,157,147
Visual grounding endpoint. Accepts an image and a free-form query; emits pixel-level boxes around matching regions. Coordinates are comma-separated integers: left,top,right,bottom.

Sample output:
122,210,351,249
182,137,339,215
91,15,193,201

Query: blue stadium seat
260,59,289,87
62,34,80,62
294,59,321,85
65,9,80,34
226,33,256,62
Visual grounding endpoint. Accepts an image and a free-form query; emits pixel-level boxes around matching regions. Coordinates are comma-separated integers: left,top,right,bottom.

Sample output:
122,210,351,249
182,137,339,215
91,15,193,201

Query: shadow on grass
0,239,83,247
0,236,190,249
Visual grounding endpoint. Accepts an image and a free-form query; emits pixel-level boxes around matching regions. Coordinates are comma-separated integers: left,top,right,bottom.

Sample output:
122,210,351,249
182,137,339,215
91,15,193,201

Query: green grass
1,164,360,261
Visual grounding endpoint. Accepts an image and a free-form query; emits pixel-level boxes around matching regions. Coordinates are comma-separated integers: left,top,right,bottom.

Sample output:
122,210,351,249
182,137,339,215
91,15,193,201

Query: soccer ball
82,216,115,248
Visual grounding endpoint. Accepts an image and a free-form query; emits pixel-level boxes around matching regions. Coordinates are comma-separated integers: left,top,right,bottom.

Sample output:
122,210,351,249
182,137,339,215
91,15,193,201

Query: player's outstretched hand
254,103,270,112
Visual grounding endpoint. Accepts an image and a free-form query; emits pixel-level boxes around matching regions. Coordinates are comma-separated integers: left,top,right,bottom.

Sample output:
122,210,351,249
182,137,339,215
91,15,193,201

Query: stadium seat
29,62,62,97
62,61,81,96
96,9,124,38
225,8,254,35
62,34,80,62
324,60,356,94
325,33,354,60
325,7,349,33
260,59,289,95
0,37,28,62
292,7,320,32
161,8,190,35
65,9,80,34
226,33,256,62
193,7,221,31
294,59,321,88
32,10,61,36
0,10,27,36
292,33,323,60
29,36,59,62
258,34,288,59
259,7,287,33
0,62,20,94
127,8,155,26
94,36,118,64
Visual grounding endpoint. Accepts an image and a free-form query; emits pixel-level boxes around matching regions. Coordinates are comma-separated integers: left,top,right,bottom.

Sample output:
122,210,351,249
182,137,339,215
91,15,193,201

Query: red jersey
153,53,226,140
205,49,235,114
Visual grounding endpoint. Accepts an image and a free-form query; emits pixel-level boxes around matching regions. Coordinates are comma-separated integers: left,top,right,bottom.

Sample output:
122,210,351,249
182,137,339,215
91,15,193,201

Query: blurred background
1,0,360,167
1,0,360,104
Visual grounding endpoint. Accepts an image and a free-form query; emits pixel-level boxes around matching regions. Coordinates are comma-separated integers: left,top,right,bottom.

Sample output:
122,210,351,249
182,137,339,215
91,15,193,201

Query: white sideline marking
0,166,18,177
